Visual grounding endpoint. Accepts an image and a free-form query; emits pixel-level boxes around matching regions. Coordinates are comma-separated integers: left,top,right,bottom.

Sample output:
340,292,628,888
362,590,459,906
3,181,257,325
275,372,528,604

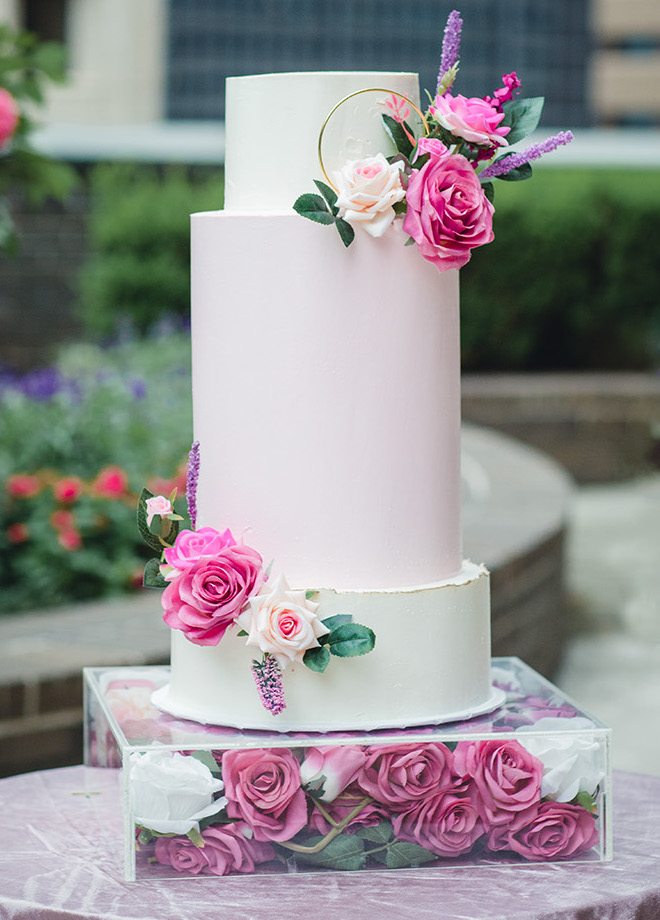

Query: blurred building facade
2,0,657,131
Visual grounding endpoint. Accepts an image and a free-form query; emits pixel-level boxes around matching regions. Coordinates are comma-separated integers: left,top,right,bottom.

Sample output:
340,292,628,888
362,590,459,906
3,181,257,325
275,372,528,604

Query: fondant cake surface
154,70,498,729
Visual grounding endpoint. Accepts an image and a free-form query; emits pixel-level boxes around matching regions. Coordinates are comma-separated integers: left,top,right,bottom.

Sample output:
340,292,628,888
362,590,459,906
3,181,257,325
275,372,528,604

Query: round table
1,766,659,920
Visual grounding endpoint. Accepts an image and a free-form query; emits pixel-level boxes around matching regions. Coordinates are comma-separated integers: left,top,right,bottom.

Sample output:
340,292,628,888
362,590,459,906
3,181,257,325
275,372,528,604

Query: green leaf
382,113,414,158
382,839,437,869
292,193,336,225
236,629,248,638
501,96,544,145
497,162,533,182
335,217,355,248
186,827,205,848
190,750,220,774
290,833,367,871
143,557,167,589
355,820,394,845
136,488,160,551
313,179,338,214
327,623,376,658
481,180,495,204
575,790,598,814
303,644,331,672
320,613,353,632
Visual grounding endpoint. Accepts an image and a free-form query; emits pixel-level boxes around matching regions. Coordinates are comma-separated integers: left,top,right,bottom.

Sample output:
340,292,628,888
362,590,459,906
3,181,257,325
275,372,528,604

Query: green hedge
79,164,222,336
79,165,660,370
461,168,660,370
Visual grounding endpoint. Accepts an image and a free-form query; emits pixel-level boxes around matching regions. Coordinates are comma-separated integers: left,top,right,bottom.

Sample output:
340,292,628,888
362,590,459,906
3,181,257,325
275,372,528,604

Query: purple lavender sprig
437,10,463,93
185,440,200,531
251,653,286,715
479,131,574,179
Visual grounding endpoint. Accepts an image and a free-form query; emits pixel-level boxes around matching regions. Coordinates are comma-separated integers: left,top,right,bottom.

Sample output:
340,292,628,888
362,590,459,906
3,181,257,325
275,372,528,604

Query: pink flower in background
393,781,484,857
0,88,19,149
300,745,367,802
358,742,456,810
155,823,274,876
487,800,599,861
238,574,329,668
52,476,84,503
415,137,450,160
308,785,388,835
145,494,173,526
454,740,543,829
6,473,41,499
402,151,494,270
430,93,510,147
163,526,236,575
162,544,264,645
93,465,129,497
222,748,308,842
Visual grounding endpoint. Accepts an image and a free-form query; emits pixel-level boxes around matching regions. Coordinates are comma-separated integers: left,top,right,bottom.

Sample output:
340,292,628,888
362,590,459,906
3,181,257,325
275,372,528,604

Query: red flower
52,476,84,503
6,522,29,544
50,509,75,532
58,528,82,551
93,466,129,497
6,474,41,499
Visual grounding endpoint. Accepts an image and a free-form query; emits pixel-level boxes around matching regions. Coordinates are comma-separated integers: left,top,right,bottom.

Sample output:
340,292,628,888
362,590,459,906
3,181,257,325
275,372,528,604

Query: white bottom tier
152,561,502,731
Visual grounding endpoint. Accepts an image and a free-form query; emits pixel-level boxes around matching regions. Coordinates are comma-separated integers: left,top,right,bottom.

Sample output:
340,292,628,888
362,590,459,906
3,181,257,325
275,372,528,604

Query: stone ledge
462,372,660,484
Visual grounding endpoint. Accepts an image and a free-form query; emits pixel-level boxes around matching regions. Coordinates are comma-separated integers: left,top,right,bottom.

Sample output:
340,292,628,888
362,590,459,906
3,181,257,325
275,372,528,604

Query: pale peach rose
334,154,406,237
145,494,173,526
237,574,330,669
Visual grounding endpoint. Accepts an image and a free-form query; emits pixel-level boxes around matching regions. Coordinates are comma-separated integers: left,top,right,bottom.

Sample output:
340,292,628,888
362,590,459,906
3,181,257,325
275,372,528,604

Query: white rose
334,154,406,237
128,750,227,834
237,573,330,669
516,717,606,803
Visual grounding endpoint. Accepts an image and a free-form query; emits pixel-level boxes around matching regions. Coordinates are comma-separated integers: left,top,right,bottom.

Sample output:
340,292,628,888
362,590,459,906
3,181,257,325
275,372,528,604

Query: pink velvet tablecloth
0,766,658,920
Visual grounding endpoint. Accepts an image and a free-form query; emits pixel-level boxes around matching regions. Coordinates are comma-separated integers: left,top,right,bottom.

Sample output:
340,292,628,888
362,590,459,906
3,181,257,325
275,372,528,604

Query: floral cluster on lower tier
137,447,376,716
131,734,603,876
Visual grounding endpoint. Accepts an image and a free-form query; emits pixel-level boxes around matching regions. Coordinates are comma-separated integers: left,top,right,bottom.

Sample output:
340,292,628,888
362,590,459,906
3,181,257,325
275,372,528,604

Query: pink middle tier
191,210,462,590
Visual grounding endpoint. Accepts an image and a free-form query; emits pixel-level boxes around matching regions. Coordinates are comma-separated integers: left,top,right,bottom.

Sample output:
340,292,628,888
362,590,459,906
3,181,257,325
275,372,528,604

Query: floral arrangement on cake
130,729,602,875
137,442,375,716
294,9,573,271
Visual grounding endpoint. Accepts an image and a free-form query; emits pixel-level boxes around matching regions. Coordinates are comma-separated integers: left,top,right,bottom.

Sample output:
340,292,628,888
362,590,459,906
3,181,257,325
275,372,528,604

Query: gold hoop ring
317,88,430,192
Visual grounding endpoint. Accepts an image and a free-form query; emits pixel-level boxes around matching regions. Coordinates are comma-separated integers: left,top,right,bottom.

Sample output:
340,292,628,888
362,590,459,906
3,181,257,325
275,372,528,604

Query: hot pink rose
0,88,19,149
163,526,236,574
393,781,484,857
161,545,264,645
430,93,510,147
222,748,308,842
300,745,367,802
358,743,456,811
487,801,599,861
454,740,543,829
154,823,274,876
402,152,494,271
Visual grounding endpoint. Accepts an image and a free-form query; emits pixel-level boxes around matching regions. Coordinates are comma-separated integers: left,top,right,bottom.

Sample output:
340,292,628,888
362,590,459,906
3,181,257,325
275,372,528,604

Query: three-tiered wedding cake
152,71,500,730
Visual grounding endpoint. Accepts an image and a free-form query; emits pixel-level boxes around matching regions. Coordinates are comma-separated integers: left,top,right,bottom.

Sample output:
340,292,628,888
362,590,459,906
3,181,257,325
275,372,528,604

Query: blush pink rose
358,743,456,811
161,545,264,645
300,745,367,802
0,88,19,149
402,152,494,270
154,823,274,876
163,527,236,573
430,93,510,147
454,740,543,830
222,748,308,842
393,782,484,857
487,801,599,861
334,153,406,237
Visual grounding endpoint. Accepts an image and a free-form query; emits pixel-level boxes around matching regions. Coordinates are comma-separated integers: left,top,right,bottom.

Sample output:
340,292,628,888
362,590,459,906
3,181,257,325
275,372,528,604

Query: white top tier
223,71,420,212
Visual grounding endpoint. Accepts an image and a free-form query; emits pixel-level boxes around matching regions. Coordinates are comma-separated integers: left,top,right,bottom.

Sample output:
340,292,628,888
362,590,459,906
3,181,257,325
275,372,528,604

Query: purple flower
251,653,286,715
185,440,200,530
479,131,574,179
437,10,463,91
